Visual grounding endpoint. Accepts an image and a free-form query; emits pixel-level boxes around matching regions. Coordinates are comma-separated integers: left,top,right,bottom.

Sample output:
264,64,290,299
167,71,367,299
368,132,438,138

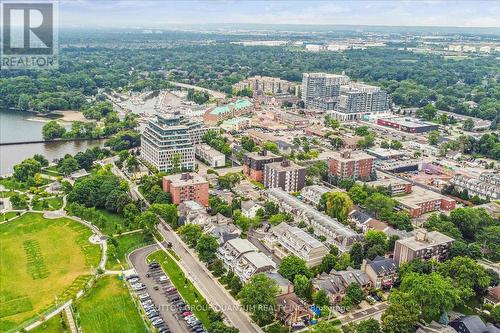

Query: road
157,223,263,333
166,81,226,99
129,244,190,333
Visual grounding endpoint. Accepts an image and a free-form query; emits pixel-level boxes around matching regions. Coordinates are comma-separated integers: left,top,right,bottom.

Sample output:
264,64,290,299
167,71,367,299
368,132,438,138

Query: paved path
64,305,78,333
129,244,190,333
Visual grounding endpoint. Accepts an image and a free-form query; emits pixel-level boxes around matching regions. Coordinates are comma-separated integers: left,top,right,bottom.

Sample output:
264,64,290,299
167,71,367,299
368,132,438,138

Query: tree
438,256,490,298
365,230,387,251
381,291,420,333
238,273,279,326
313,321,340,333
13,158,42,182
319,254,338,273
33,154,49,167
477,226,500,261
321,192,353,223
42,120,66,140
450,207,493,242
207,321,239,333
345,283,364,306
416,104,437,121
177,224,203,247
348,185,368,205
364,193,395,220
294,274,312,300
196,234,219,262
357,319,380,333
135,211,160,231
390,140,403,150
463,118,474,131
399,272,460,321
58,156,80,175
349,242,364,268
149,203,178,229
491,305,500,324
428,130,441,146
278,255,311,281
314,289,330,307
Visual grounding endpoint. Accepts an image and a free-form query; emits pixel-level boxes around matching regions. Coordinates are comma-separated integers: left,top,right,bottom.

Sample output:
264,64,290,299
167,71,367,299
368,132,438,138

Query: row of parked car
148,261,207,333
127,261,170,333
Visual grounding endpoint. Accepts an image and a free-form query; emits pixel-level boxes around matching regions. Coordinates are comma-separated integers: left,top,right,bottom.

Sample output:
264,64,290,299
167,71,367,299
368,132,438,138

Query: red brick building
395,186,456,218
243,150,283,182
163,173,209,206
328,150,375,181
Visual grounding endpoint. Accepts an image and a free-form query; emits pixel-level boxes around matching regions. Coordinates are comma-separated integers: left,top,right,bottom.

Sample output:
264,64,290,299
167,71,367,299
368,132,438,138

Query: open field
76,276,146,333
0,213,100,332
0,211,19,222
32,197,64,211
147,250,211,327
30,312,69,333
106,232,153,270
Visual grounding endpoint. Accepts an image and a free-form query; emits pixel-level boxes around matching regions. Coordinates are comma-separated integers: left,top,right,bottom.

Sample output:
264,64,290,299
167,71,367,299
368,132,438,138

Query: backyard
0,213,101,332
75,275,146,333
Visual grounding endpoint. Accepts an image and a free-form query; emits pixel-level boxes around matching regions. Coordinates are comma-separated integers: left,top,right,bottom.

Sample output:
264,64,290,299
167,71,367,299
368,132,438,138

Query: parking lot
129,244,208,333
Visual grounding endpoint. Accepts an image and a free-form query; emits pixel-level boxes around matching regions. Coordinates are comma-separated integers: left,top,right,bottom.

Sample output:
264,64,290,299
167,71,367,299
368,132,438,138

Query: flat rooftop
210,99,252,115
385,117,437,128
330,150,375,162
397,230,454,251
266,160,304,172
245,150,280,160
164,173,208,186
396,186,449,209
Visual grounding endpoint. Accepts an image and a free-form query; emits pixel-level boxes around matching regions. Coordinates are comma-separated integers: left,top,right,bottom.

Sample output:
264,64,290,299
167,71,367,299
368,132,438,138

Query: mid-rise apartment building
452,172,500,200
233,76,297,95
141,114,212,172
328,150,375,181
243,150,283,182
302,73,350,110
163,173,209,206
270,223,329,267
264,160,306,192
194,144,226,168
394,229,454,266
395,186,456,218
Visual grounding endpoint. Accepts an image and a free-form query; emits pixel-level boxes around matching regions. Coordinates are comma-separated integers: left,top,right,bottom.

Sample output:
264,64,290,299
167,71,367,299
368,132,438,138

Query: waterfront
0,109,104,174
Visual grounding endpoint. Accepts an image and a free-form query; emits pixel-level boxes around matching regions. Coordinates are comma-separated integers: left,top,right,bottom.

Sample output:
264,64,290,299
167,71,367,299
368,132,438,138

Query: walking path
64,305,78,333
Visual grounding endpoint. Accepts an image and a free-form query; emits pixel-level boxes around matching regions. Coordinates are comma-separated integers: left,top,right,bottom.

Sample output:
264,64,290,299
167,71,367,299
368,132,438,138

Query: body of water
0,109,104,175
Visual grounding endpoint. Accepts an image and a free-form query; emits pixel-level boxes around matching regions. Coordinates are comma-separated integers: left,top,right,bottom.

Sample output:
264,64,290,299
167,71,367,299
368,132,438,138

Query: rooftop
330,150,375,162
210,99,253,115
265,160,305,172
386,117,437,128
221,116,252,125
396,186,450,209
272,222,327,249
397,229,454,251
226,238,258,254
164,173,208,186
241,251,275,269
245,150,280,160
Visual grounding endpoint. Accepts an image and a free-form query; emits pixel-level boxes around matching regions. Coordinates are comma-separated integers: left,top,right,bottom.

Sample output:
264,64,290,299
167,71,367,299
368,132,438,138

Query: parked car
138,293,150,300
128,278,140,284
126,274,139,280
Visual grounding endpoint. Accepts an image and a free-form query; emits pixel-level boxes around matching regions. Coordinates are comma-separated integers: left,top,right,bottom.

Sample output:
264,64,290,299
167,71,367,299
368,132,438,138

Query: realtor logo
1,1,58,69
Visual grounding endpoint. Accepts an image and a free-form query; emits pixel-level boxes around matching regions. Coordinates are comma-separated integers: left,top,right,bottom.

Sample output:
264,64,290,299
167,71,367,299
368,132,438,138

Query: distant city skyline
59,0,500,29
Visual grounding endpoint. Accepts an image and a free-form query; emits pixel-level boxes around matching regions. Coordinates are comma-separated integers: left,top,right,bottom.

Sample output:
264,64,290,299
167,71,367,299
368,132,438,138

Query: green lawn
75,276,146,333
147,250,211,327
30,312,69,333
0,191,17,198
106,232,153,270
32,197,64,211
0,178,29,191
97,209,131,236
0,213,101,332
40,166,61,177
0,211,19,222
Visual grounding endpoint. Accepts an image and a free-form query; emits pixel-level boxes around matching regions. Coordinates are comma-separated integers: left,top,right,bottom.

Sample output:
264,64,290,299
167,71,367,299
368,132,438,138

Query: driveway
129,244,191,333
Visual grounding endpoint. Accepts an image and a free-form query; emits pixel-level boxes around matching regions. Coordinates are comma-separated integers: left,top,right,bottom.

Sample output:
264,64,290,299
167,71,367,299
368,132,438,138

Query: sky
58,0,500,28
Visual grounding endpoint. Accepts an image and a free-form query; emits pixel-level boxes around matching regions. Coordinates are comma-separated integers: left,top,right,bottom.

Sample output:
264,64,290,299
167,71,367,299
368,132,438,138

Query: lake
0,109,104,175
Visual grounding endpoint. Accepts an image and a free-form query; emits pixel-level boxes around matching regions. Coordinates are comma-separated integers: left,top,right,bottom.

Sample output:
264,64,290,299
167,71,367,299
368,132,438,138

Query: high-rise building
264,160,306,192
141,114,212,172
233,76,298,95
330,83,389,121
302,73,350,110
328,150,375,181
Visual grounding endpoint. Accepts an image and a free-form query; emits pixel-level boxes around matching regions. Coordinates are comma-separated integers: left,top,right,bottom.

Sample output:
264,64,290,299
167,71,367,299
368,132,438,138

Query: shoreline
3,108,89,124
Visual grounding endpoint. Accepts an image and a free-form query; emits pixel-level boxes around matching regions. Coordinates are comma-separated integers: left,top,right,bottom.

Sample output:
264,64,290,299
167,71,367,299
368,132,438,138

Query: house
177,200,211,226
484,286,500,306
241,200,262,219
276,292,313,328
361,256,397,289
265,272,294,296
449,315,499,333
205,223,241,245
311,268,371,304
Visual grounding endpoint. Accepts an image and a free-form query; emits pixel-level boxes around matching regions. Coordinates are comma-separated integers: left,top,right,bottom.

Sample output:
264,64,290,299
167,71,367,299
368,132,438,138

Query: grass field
106,232,153,270
0,211,19,222
147,250,211,327
0,213,101,332
32,197,64,211
76,276,146,333
30,312,69,333
97,209,131,236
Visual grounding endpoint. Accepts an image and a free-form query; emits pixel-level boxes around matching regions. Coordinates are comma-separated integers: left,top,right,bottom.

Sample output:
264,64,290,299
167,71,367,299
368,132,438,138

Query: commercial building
395,186,456,218
141,114,212,172
361,257,397,289
274,112,309,128
194,144,226,168
328,150,375,181
451,171,500,201
394,229,454,266
217,238,276,282
163,173,209,206
366,147,405,160
300,185,331,206
270,222,329,267
377,117,438,133
220,116,252,132
233,76,297,95
302,73,350,110
266,188,361,251
264,160,307,192
330,83,389,121
204,99,253,123
243,150,283,182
